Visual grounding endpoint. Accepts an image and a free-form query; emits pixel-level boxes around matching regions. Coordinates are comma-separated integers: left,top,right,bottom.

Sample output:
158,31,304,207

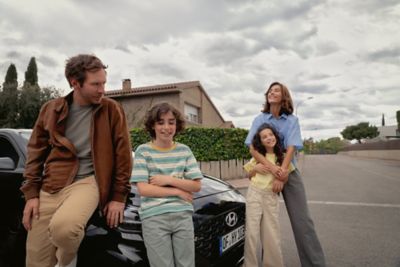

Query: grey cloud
365,47,400,65
346,0,400,13
37,56,58,68
308,72,335,80
142,63,185,80
292,84,330,94
302,123,340,131
6,51,21,58
198,35,258,66
228,0,325,31
225,106,256,118
115,45,131,53
297,26,318,43
315,41,340,56
2,38,21,46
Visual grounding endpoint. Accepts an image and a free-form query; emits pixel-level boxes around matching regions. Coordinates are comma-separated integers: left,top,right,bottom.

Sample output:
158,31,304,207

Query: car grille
194,206,245,260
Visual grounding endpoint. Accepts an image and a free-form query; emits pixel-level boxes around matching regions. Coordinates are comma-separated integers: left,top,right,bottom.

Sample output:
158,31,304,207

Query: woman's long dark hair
252,123,284,165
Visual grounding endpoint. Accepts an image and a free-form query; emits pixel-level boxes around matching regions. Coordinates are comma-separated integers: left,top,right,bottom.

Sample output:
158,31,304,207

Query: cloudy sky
1,0,399,140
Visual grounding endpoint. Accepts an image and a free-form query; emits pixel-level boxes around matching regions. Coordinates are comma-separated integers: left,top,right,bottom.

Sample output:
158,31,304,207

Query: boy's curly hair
144,102,185,139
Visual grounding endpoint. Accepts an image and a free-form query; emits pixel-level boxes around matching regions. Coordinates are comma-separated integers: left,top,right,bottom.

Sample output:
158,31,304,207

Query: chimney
122,79,131,91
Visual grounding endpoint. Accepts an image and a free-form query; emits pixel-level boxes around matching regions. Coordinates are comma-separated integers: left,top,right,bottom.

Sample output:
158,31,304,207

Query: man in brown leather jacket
20,54,132,267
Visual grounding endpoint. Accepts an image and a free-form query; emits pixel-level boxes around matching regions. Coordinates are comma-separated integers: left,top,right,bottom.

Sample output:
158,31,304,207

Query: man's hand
149,175,172,187
22,198,40,231
103,201,125,228
272,179,284,193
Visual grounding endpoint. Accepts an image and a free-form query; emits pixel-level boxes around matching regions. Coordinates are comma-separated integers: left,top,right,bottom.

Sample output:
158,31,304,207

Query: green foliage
303,137,345,154
397,110,400,129
18,85,41,128
340,122,379,143
0,59,62,128
131,127,250,161
0,64,19,127
24,57,38,86
3,63,18,87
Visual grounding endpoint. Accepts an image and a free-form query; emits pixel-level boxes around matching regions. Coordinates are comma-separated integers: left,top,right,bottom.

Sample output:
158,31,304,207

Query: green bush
130,127,250,161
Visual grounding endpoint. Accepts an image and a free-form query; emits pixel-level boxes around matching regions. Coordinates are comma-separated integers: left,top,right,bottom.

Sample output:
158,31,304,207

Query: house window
184,103,199,123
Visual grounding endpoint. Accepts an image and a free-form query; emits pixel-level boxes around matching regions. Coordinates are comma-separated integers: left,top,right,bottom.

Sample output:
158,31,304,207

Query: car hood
194,175,239,198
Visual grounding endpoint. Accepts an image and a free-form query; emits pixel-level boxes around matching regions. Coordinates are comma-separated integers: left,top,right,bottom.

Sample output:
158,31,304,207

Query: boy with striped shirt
131,102,202,267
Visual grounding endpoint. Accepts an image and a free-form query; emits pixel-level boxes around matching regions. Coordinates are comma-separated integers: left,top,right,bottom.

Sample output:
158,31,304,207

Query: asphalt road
238,154,400,267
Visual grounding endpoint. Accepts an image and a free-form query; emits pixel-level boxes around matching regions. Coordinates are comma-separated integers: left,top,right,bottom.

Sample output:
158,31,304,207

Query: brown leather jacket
20,92,132,208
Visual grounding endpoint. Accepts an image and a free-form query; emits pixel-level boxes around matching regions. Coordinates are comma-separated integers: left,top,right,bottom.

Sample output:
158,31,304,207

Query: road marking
302,200,400,208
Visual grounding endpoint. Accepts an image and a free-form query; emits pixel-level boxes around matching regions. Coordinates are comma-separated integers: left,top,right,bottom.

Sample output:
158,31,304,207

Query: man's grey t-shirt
65,102,94,180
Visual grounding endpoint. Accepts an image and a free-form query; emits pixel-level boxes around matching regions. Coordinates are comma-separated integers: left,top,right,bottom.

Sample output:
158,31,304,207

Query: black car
0,129,246,267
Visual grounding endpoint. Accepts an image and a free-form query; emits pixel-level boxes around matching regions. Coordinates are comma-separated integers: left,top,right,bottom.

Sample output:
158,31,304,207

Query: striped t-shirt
130,142,203,219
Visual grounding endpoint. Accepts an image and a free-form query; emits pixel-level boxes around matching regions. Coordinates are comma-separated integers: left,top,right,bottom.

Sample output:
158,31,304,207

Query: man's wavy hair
144,102,185,139
262,82,294,115
65,54,107,87
252,123,284,165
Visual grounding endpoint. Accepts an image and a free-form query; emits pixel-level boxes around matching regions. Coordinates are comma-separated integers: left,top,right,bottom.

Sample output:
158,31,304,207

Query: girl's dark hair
144,102,185,139
252,123,284,165
65,54,107,87
262,81,294,115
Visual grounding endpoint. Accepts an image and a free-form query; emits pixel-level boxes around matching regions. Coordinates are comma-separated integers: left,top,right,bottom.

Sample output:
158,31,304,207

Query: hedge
130,127,251,161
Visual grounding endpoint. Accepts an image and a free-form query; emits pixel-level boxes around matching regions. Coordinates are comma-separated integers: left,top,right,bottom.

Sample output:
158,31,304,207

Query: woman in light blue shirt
245,82,326,267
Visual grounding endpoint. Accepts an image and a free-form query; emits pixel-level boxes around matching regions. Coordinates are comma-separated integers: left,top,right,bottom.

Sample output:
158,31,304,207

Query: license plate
219,225,245,255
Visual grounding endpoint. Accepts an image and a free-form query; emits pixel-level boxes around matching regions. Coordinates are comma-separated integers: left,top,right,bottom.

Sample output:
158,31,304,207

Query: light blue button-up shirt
245,112,303,151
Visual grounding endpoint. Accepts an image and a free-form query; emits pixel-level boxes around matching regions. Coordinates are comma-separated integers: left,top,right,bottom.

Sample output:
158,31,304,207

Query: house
105,80,234,129
377,125,399,139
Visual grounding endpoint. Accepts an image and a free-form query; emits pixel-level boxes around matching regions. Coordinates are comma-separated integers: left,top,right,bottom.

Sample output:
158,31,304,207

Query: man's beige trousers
26,176,99,267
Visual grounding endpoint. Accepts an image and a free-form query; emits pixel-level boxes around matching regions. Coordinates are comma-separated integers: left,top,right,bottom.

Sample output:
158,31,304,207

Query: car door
0,133,27,267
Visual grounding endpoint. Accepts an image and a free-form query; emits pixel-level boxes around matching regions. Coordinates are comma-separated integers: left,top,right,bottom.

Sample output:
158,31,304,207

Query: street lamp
295,96,314,116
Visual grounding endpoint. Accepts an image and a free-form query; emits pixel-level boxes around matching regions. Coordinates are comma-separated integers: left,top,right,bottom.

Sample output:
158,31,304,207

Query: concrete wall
338,150,400,161
181,87,226,128
117,93,180,129
199,159,249,181
340,139,400,161
110,85,229,129
199,155,307,181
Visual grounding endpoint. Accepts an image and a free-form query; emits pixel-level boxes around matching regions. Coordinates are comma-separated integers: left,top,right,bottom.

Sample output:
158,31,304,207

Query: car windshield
19,130,32,146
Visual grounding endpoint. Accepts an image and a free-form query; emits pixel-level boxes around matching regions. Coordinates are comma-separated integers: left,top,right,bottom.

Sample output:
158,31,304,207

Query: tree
24,57,38,87
0,64,19,127
18,57,42,128
303,137,345,154
340,122,379,143
1,57,61,128
382,113,385,126
397,110,400,131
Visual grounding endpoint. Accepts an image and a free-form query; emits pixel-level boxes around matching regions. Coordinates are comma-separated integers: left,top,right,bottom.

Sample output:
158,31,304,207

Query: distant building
377,125,399,139
105,80,234,129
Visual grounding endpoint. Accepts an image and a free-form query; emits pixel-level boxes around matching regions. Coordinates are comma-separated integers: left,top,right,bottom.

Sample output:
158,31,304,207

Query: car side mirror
0,157,15,170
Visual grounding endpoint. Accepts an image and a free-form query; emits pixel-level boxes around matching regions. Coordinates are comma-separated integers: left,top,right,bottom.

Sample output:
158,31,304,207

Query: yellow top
243,153,295,190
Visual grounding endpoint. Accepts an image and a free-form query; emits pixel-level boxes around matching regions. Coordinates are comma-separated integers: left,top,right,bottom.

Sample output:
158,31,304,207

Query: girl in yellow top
243,123,294,267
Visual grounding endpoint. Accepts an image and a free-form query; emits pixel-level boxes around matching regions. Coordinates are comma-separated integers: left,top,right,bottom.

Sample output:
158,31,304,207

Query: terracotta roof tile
105,81,200,97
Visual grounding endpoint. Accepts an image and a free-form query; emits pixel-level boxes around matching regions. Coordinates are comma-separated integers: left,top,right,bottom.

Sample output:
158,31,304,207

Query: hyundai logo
225,212,238,227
